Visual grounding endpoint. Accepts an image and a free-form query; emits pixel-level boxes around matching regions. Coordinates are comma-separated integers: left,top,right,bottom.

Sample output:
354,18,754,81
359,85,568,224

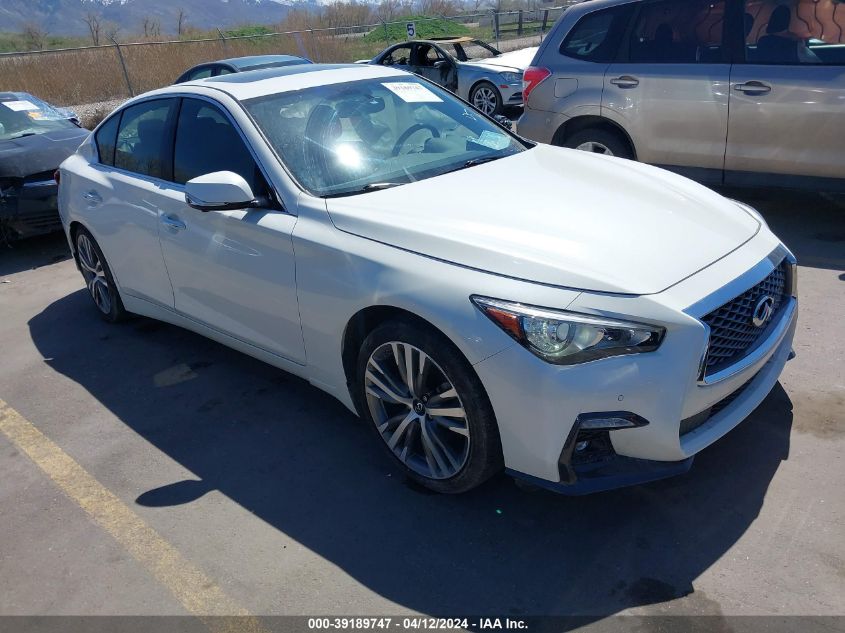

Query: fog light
577,413,648,431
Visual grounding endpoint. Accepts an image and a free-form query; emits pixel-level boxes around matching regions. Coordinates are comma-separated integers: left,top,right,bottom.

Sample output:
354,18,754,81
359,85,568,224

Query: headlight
471,296,665,365
499,72,522,84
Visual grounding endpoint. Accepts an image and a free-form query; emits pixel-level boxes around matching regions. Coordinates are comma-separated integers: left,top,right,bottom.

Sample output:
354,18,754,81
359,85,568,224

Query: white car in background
364,37,538,115
58,64,797,495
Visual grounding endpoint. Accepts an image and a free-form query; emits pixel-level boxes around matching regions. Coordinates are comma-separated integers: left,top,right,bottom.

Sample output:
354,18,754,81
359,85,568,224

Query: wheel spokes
365,340,470,480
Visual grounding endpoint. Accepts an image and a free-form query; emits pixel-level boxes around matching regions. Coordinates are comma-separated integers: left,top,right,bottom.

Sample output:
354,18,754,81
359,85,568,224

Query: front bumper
499,82,524,106
0,180,61,239
473,238,797,492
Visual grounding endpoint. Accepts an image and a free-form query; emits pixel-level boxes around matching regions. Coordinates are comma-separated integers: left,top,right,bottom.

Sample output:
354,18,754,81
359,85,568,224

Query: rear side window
560,4,635,62
628,0,726,63
173,98,267,194
94,113,120,166
743,0,845,65
114,99,176,179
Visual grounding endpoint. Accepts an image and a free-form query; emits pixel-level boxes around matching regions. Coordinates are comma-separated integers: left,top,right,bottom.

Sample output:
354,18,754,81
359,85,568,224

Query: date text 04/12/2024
307,618,528,630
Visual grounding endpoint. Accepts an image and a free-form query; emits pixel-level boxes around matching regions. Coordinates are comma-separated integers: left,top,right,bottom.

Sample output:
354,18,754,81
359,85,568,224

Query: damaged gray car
0,92,88,242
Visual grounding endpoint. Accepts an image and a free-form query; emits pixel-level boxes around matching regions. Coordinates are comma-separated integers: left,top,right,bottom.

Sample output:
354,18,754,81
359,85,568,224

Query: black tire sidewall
564,128,633,160
471,81,502,117
356,319,503,494
74,227,127,323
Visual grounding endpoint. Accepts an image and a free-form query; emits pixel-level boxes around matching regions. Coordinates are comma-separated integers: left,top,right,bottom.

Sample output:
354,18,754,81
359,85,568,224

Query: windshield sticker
2,100,40,112
474,130,510,150
382,82,442,103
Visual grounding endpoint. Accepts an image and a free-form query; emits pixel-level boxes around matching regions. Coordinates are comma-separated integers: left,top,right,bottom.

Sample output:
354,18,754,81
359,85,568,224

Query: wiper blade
463,155,504,168
437,155,506,177
322,182,403,198
362,182,402,191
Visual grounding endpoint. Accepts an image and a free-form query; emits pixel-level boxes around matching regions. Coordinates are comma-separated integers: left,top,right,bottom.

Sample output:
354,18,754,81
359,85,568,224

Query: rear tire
74,226,127,323
564,127,634,160
356,319,503,494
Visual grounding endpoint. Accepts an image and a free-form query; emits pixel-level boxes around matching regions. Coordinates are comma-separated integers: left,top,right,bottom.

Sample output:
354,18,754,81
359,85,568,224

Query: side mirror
185,171,257,212
433,60,449,69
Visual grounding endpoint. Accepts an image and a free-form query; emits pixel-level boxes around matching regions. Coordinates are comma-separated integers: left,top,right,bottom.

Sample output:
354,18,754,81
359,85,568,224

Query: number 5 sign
406,22,416,38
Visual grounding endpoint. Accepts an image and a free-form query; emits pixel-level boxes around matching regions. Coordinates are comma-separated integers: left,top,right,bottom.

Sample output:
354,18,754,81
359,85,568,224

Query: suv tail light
522,66,551,104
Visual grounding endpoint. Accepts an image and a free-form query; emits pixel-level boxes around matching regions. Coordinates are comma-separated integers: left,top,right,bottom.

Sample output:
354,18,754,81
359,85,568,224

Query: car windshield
0,94,76,141
244,77,525,198
455,40,502,60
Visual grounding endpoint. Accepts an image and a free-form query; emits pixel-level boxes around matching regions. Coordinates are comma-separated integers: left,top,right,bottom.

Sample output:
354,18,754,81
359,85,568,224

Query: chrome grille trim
700,260,790,379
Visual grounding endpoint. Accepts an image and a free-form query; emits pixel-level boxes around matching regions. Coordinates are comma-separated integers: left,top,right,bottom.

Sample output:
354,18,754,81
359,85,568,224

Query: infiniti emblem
752,295,775,328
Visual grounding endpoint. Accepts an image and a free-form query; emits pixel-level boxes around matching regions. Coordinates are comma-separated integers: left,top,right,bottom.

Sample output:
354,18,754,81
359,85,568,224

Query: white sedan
57,64,797,494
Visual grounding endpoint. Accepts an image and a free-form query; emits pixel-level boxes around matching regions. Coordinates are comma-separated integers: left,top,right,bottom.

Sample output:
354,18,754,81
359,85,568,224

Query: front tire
74,226,127,323
470,81,503,117
357,319,503,493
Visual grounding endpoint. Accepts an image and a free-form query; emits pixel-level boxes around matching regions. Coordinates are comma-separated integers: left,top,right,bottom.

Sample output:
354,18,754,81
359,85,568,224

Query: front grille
701,261,788,377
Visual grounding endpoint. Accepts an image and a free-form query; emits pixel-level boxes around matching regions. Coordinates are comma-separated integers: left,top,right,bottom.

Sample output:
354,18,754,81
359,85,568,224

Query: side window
744,0,845,65
383,45,412,66
560,4,636,63
114,99,176,179
629,0,726,63
188,67,214,80
94,113,120,166
173,99,267,195
421,45,446,66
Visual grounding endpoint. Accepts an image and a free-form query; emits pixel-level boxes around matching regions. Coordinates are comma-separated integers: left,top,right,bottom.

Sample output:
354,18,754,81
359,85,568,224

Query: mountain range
0,0,319,37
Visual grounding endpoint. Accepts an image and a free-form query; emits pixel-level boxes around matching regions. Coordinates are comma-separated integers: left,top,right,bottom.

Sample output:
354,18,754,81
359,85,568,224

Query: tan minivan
518,0,845,191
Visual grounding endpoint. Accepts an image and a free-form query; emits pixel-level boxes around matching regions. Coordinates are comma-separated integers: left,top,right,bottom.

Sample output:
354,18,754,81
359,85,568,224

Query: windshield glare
244,77,525,197
0,95,76,141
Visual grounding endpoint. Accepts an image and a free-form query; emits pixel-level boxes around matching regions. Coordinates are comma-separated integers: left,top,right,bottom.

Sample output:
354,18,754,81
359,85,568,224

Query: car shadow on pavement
0,232,71,277
28,289,794,621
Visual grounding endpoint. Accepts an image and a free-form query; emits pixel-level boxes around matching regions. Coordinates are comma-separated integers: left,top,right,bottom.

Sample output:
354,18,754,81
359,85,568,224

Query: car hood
462,47,538,72
0,127,89,179
324,145,761,295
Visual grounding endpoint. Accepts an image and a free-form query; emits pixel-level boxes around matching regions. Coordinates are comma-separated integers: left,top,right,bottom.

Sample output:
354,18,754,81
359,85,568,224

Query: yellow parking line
0,399,267,633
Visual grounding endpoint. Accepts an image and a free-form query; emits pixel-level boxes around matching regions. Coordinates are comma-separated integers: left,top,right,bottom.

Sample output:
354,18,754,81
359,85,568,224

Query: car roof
405,37,478,45
216,54,310,69
177,63,409,101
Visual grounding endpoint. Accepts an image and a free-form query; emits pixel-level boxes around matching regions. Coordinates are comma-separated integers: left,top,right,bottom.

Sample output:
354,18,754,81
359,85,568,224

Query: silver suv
518,0,845,191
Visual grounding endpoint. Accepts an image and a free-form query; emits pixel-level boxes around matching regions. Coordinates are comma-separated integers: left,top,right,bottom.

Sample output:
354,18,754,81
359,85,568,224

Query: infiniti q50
57,64,797,494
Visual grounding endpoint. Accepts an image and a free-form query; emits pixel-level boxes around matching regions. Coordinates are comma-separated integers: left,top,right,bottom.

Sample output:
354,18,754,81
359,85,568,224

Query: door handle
733,81,771,94
161,215,186,231
610,75,639,88
82,190,102,205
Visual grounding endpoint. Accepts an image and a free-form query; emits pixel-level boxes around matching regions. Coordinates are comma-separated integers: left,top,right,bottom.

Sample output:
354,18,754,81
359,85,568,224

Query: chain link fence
0,5,574,121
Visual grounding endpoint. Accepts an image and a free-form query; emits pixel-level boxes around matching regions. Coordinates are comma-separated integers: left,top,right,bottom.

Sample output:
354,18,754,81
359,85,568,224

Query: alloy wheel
77,233,111,314
472,86,498,116
575,141,614,156
364,341,470,480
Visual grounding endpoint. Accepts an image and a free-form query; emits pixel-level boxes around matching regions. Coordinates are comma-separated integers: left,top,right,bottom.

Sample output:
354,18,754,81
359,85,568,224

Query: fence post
493,11,500,48
308,28,317,61
216,28,229,53
110,37,134,98
518,10,524,37
380,18,389,43
541,9,549,33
